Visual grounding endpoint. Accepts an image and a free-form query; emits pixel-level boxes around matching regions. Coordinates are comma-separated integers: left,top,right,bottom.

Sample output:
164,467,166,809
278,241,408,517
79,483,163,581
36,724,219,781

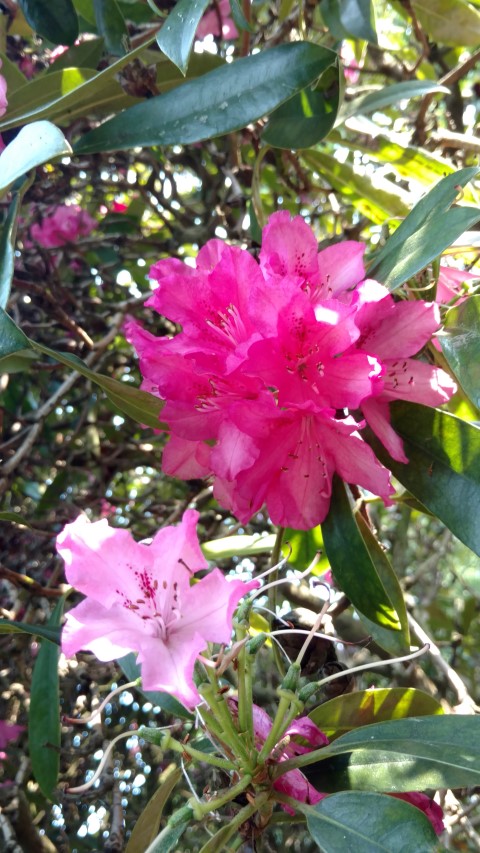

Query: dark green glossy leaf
363,402,480,557
262,61,340,149
93,0,129,56
28,598,65,800
0,121,72,196
125,769,182,853
156,0,210,76
32,341,167,431
301,792,437,852
297,715,480,792
0,307,32,358
118,653,193,719
74,42,338,153
309,687,443,741
441,295,480,410
0,619,61,644
321,0,377,42
368,167,480,290
19,0,79,45
341,80,450,121
0,187,23,308
322,478,407,654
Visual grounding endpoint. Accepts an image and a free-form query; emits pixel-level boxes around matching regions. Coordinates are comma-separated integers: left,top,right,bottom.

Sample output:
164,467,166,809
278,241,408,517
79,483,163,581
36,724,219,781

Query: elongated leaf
340,80,449,122
301,150,411,224
322,478,407,654
309,687,443,740
156,0,210,76
363,402,480,557
282,526,329,574
441,295,480,410
32,341,167,431
0,308,32,358
0,52,29,94
0,619,61,644
0,121,72,196
74,42,338,153
93,0,129,56
144,819,191,853
46,38,105,72
118,653,193,719
201,533,276,561
262,62,340,149
19,0,79,45
125,768,182,853
321,0,377,42
5,68,96,122
301,792,437,852
411,0,480,46
368,167,480,290
298,715,480,792
28,598,65,800
0,185,24,307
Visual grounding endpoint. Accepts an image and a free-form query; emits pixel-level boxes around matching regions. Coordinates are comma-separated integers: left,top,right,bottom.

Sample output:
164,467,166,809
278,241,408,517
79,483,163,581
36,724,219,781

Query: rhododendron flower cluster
58,510,257,708
30,204,96,248
126,211,456,529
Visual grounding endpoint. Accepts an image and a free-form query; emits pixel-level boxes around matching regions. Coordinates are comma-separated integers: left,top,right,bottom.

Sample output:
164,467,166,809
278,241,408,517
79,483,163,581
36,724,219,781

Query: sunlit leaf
441,295,480,410
410,0,480,46
156,0,210,75
321,0,377,42
201,533,276,561
340,80,450,122
0,121,72,196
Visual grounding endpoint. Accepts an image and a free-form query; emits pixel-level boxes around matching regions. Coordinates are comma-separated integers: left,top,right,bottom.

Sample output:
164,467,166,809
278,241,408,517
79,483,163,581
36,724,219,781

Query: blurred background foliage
0,0,479,850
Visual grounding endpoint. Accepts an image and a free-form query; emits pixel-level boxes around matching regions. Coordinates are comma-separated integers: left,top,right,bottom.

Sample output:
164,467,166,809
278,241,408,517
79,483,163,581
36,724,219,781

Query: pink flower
391,792,444,835
0,721,24,758
30,205,96,248
58,511,258,708
127,211,455,529
229,699,328,811
436,264,478,305
340,41,363,84
0,64,7,118
196,0,238,40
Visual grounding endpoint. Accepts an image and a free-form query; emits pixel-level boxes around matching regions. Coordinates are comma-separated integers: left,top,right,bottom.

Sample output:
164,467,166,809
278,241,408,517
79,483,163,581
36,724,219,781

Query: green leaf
0,181,26,308
368,167,480,290
300,715,480,793
1,68,97,124
282,526,330,573
340,80,450,122
45,37,105,71
28,598,65,800
125,768,182,853
301,150,411,223
0,121,72,196
19,0,79,45
309,687,443,741
31,341,167,431
301,792,438,852
73,42,338,153
262,61,340,149
144,820,191,853
322,478,407,654
156,0,210,76
411,0,480,46
321,0,377,43
118,653,193,719
229,0,255,32
441,295,480,410
363,402,480,557
0,349,38,373
0,308,32,358
93,0,130,56
0,619,61,644
0,52,29,94
201,533,276,561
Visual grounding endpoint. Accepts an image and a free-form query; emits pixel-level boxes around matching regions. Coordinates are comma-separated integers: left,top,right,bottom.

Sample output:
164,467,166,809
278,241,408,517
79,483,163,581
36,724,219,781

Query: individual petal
316,241,365,298
162,434,212,479
361,397,409,464
390,793,444,835
62,598,148,660
382,359,457,406
148,509,207,576
180,569,259,645
437,265,478,305
285,717,329,753
260,210,320,284
274,768,326,812
137,630,205,708
321,417,395,504
356,297,441,359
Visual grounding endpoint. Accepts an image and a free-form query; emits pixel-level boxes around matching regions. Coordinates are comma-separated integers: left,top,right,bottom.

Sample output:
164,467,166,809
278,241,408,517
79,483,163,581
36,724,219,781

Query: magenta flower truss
126,211,456,529
58,510,257,709
30,204,96,248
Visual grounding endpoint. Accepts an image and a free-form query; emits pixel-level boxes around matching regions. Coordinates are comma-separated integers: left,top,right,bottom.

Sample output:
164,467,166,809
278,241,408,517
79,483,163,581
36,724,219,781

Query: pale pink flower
196,0,238,40
436,264,478,305
58,511,258,708
0,65,7,118
30,205,96,248
127,211,455,529
0,721,24,756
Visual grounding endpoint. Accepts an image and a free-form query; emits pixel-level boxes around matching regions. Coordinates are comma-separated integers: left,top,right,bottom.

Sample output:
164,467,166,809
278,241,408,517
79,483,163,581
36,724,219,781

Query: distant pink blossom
340,41,363,84
126,211,455,529
0,66,7,117
30,205,96,248
196,0,238,40
0,721,24,757
58,511,257,708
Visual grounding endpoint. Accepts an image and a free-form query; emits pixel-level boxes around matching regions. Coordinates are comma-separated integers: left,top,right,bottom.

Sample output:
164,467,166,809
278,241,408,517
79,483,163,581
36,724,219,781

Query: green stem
199,681,251,765
190,773,253,820
162,731,235,771
235,623,254,752
256,695,291,763
198,801,257,853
